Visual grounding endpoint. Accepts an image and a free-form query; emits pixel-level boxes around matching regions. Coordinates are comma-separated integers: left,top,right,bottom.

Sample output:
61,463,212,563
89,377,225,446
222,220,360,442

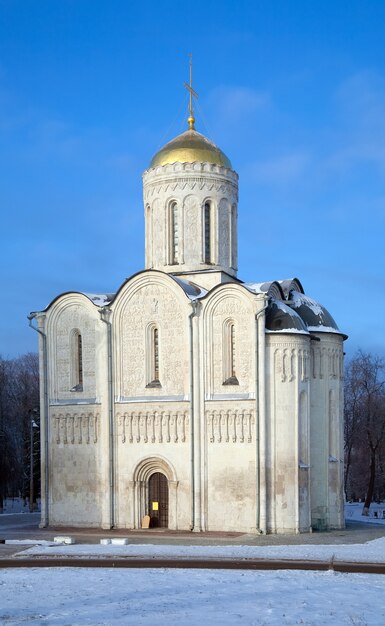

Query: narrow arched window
153,327,159,381
231,204,237,269
146,325,161,388
223,321,238,385
170,202,179,264
70,329,83,392
230,323,235,378
204,202,211,263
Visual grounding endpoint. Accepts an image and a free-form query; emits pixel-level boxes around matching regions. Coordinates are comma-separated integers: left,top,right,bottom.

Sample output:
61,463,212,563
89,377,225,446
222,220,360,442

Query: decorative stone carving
273,345,311,383
206,409,254,444
52,412,98,445
116,410,189,444
310,345,343,380
118,281,188,398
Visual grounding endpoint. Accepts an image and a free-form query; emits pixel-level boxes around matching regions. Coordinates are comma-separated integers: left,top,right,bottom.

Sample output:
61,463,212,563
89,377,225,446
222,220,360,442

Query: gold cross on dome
184,53,198,130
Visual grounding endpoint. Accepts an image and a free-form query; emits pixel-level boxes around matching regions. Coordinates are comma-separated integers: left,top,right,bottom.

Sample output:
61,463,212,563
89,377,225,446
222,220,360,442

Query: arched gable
202,284,259,396
45,293,102,402
112,270,191,399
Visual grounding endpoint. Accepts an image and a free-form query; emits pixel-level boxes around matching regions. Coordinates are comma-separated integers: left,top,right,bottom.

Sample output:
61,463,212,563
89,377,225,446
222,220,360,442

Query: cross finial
184,53,198,130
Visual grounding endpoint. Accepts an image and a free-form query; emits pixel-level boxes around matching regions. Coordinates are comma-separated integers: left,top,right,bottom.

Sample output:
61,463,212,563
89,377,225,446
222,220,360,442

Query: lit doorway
148,472,168,527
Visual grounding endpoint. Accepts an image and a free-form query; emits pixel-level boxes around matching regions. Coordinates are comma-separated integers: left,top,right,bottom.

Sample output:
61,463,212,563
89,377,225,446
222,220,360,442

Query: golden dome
149,129,232,169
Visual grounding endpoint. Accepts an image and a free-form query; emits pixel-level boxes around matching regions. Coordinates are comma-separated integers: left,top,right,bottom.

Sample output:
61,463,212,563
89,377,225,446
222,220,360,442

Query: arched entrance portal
131,456,178,530
148,472,168,527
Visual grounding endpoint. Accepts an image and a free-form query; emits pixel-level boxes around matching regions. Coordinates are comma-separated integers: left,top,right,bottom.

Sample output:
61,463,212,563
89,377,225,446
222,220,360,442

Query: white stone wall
265,335,312,533
111,273,193,529
43,294,108,526
204,401,257,532
310,334,345,530
49,405,102,526
114,401,191,530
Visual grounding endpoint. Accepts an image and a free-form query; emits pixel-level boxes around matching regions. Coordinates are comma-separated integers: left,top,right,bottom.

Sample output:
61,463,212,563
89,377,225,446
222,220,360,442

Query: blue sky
1,0,385,358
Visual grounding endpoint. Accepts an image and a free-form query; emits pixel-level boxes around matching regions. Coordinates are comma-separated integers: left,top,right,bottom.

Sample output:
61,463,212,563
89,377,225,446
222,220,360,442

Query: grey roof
265,300,309,334
287,291,343,335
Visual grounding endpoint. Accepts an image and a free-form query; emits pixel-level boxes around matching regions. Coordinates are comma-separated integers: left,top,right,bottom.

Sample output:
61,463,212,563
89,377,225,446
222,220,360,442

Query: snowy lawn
2,537,385,625
2,505,385,624
1,567,385,625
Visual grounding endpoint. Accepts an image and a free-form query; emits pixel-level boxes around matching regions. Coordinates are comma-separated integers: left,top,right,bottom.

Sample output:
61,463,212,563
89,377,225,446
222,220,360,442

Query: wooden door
148,472,168,528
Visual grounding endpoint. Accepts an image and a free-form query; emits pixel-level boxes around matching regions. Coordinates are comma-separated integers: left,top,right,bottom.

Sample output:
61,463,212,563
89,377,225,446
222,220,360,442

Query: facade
30,110,346,534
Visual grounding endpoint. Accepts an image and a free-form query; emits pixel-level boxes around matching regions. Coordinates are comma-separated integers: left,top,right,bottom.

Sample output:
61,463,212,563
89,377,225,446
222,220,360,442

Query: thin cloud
327,71,385,172
246,151,310,184
208,85,270,123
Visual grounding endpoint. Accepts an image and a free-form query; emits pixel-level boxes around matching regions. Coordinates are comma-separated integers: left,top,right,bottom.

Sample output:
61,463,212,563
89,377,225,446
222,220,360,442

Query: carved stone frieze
273,346,310,383
117,410,189,444
52,412,98,445
144,178,238,204
206,409,254,444
310,345,343,380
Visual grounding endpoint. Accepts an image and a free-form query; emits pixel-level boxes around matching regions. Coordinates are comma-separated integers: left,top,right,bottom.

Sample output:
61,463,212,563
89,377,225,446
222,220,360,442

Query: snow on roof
289,291,324,316
246,279,302,300
170,276,208,300
83,293,115,307
265,299,309,334
244,282,270,294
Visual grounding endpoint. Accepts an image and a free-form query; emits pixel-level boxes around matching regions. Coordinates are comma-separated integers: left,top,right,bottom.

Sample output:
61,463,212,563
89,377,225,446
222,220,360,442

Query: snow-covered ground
1,537,385,624
2,502,385,624
1,566,385,625
0,498,40,515
346,501,385,524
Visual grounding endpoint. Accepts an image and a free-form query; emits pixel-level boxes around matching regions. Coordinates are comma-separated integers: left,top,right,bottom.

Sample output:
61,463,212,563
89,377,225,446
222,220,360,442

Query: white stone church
30,99,346,534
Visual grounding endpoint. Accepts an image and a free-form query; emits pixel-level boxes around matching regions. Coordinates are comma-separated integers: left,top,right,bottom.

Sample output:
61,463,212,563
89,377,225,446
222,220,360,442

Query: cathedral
30,84,346,534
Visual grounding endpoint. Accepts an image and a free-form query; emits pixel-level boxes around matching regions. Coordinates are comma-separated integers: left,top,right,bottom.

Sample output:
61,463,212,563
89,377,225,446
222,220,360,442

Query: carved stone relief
144,178,238,205
218,198,230,267
206,409,254,444
117,410,189,444
119,282,187,398
52,412,98,445
274,346,310,383
310,345,343,380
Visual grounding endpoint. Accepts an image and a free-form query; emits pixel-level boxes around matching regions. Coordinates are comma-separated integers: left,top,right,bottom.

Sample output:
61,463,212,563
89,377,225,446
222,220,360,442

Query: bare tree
344,351,385,513
0,353,40,512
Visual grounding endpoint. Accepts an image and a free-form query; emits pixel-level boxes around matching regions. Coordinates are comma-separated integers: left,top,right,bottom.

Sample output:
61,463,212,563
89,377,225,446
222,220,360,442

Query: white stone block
53,536,75,544
100,538,111,545
110,538,129,545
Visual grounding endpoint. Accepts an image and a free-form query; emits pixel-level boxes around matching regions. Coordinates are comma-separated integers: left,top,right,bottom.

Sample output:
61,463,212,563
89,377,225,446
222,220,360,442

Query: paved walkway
1,513,385,555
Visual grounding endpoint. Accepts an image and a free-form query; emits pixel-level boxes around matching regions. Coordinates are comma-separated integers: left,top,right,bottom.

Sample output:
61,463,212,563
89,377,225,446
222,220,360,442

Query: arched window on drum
170,201,179,265
204,201,212,264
